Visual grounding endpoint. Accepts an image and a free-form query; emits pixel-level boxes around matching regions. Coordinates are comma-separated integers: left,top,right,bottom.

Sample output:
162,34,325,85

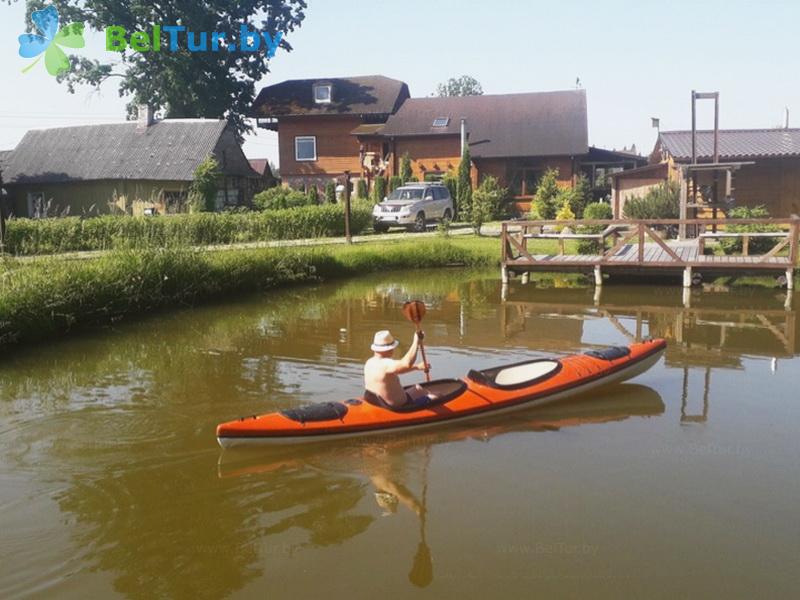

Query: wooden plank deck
501,218,800,286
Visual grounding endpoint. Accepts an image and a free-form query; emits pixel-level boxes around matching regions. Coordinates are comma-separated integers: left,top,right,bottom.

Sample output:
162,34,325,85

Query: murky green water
1,269,799,598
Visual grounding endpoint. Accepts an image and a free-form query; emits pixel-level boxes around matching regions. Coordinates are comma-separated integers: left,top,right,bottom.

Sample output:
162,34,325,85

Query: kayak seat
585,346,630,361
280,401,348,424
365,379,467,413
468,359,562,390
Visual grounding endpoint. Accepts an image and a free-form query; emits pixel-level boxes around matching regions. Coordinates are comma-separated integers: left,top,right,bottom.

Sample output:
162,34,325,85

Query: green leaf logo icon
18,5,85,76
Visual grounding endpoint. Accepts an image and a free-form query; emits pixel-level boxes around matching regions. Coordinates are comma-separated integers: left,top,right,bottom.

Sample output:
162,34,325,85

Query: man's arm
384,332,426,374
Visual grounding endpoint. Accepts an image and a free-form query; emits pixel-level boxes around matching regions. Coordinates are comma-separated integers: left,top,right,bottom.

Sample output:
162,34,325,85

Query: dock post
683,267,693,288
521,272,530,285
787,268,795,291
501,264,509,284
593,265,603,287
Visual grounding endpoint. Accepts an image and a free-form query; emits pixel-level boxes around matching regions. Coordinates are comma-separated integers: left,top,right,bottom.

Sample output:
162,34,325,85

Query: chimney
460,118,466,154
137,104,155,129
786,107,790,129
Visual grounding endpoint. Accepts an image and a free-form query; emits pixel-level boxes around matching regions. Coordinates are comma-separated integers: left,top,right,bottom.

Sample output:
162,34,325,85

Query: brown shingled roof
379,90,588,158
659,129,800,161
250,75,410,117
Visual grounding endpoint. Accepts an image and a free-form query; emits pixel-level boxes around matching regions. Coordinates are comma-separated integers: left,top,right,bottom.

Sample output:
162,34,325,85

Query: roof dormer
313,82,332,104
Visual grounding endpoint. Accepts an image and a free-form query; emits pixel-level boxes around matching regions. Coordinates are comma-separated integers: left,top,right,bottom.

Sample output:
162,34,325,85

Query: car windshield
387,188,424,201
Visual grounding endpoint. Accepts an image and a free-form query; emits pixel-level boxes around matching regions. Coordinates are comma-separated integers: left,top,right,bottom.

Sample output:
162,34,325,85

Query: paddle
402,300,431,382
408,445,433,588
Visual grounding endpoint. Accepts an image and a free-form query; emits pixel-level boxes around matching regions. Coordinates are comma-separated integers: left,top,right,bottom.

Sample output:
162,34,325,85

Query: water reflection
217,384,664,589
1,269,797,598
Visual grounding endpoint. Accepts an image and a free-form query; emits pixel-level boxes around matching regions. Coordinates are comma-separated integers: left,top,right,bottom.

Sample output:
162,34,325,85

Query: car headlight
372,205,381,214
399,205,411,215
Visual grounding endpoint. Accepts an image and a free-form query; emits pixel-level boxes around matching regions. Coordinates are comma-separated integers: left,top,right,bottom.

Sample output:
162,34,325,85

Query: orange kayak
216,339,666,448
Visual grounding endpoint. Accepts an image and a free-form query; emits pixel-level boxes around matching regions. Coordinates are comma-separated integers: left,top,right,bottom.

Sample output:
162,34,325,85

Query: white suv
372,183,454,233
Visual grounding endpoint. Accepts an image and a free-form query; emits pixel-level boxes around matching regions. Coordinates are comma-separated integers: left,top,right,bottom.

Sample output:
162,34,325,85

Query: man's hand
415,330,425,342
415,361,430,372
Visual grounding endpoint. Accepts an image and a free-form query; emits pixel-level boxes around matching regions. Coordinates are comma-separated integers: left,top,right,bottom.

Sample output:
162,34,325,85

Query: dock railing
501,216,800,287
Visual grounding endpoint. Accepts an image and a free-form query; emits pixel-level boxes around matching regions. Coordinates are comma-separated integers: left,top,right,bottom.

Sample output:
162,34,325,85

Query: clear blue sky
1,0,798,165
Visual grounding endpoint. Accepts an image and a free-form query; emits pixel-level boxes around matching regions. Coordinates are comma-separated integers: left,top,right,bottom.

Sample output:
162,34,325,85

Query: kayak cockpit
365,379,468,413
468,359,562,390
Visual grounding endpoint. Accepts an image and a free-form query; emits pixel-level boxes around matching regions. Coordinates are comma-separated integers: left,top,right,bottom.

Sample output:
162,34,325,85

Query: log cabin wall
278,115,365,188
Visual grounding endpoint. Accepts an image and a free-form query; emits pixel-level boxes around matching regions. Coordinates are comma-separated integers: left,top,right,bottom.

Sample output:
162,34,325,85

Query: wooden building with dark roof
251,76,643,211
1,107,261,218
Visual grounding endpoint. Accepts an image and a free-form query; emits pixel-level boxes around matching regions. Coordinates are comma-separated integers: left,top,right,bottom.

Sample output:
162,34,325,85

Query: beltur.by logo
18,5,85,76
105,23,283,56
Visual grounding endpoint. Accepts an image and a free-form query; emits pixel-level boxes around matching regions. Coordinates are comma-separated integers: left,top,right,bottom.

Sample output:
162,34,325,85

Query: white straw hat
371,330,400,352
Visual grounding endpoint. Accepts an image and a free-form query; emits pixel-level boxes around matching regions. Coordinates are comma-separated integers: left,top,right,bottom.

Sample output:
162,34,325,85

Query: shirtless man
364,330,432,409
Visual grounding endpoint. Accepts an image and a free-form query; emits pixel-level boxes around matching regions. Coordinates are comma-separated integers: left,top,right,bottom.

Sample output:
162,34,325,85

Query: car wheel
413,212,426,232
443,208,452,222
374,223,389,233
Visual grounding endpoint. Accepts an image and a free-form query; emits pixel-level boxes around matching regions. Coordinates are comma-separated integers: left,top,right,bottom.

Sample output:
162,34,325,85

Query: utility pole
343,170,352,244
0,171,6,254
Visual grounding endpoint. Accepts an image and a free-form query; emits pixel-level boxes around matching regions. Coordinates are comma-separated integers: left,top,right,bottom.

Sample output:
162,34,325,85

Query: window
508,168,542,196
432,117,449,128
313,84,332,104
388,188,424,201
27,192,45,218
295,136,317,161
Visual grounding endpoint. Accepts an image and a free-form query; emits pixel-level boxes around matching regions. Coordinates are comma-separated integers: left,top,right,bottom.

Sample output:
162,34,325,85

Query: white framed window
295,136,317,161
313,84,332,104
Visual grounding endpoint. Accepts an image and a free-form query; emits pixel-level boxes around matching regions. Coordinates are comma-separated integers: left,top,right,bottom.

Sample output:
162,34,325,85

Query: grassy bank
2,203,373,255
0,237,499,349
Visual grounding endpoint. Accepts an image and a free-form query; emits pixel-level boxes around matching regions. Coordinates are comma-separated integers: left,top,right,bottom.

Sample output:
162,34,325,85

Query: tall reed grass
2,204,373,255
0,238,498,349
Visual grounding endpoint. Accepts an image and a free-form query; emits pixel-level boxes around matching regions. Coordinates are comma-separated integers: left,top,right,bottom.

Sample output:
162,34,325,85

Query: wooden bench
698,231,789,256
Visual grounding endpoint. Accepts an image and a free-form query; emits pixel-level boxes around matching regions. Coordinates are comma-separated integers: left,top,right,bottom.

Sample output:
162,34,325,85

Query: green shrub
389,175,403,192
554,199,576,233
529,168,560,219
623,181,680,220
406,176,419,183
471,175,508,234
583,201,613,221
356,179,368,200
719,205,782,255
569,174,592,218
457,147,472,220
372,176,387,204
3,204,373,255
306,186,319,205
324,181,337,204
424,173,442,182
253,187,308,211
189,156,221,212
442,172,458,204
577,202,613,254
400,152,413,183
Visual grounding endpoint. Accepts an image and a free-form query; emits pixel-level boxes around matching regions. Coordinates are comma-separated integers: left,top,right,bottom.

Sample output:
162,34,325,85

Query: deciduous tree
20,0,307,138
436,75,483,97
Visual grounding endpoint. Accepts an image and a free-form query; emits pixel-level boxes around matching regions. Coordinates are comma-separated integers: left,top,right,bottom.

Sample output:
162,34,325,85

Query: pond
1,269,798,598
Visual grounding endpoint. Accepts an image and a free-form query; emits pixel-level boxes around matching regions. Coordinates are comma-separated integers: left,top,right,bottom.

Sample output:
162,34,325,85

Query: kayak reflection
218,384,664,588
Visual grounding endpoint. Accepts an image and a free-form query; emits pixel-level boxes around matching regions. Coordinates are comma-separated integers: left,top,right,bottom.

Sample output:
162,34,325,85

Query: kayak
216,338,666,448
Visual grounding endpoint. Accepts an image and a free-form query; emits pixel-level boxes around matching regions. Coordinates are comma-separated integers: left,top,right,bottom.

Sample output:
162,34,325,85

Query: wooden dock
501,217,800,288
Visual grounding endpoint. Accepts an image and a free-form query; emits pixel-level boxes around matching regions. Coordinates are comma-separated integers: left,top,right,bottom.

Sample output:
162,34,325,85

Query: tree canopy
21,0,307,138
436,75,483,97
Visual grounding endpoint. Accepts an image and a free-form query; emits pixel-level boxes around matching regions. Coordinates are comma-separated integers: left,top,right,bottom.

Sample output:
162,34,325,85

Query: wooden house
250,75,410,191
0,107,261,218
632,128,800,218
251,76,643,212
